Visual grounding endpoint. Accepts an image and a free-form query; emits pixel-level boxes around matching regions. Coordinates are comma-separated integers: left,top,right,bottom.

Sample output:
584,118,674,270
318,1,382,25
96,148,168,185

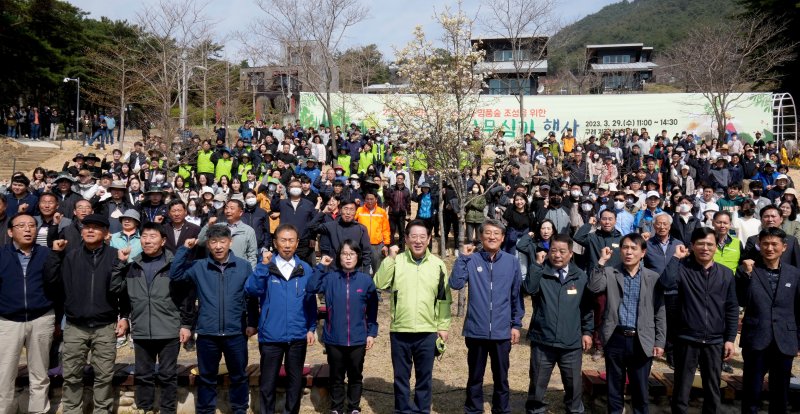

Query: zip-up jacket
244,255,318,343
644,237,684,289
169,246,259,336
114,250,196,340
522,260,594,349
0,244,54,322
355,205,391,245
307,266,378,346
270,197,318,242
44,244,128,327
660,257,739,344
449,250,524,340
374,250,452,333
573,224,622,268
317,218,372,271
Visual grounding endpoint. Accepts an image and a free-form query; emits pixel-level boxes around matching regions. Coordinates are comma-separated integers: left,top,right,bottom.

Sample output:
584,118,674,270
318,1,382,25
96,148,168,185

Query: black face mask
741,208,754,217
550,197,562,207
752,190,762,197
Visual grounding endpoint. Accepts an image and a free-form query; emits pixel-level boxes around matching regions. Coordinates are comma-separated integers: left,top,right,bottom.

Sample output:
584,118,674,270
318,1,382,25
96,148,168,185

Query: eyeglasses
12,224,36,230
341,252,358,258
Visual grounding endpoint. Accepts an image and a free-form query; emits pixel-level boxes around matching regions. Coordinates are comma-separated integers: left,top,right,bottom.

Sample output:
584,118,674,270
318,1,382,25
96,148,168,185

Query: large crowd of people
0,118,798,414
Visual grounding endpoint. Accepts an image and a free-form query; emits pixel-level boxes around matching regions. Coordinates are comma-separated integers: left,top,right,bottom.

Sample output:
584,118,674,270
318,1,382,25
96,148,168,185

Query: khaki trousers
61,322,117,414
0,311,55,414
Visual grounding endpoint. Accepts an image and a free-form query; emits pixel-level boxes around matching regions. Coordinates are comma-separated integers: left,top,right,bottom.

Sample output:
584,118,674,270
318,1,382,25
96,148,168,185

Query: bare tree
83,20,146,149
664,14,796,139
338,44,390,93
252,0,369,126
384,4,497,316
481,0,558,139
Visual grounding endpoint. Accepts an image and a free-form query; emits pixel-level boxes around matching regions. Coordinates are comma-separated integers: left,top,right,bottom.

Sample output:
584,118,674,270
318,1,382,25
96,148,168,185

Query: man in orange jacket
356,190,391,274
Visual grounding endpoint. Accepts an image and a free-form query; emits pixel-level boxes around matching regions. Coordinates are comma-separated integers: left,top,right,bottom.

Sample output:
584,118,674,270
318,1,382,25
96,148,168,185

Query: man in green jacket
523,233,593,414
113,222,195,414
375,219,452,413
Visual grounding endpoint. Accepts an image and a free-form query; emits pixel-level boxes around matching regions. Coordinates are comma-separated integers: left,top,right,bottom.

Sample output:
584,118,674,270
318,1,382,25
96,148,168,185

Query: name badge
567,288,578,295
611,243,619,249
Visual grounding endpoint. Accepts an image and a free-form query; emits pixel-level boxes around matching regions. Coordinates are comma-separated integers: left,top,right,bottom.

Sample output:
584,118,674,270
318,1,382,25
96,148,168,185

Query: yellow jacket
355,205,391,245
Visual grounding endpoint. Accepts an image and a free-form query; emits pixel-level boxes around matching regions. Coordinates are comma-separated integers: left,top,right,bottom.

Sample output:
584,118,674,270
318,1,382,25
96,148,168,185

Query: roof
590,62,658,72
476,60,548,74
471,35,546,42
586,43,645,49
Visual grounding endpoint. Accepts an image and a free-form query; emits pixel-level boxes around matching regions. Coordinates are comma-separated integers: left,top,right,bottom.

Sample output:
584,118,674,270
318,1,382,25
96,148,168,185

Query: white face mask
245,198,257,207
188,206,197,214
581,203,594,212
678,203,692,214
289,188,302,197
570,190,581,198
614,200,626,210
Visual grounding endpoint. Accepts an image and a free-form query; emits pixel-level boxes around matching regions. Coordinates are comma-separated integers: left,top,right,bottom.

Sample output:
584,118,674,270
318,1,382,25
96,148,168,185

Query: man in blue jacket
0,214,55,413
169,226,259,414
449,218,524,414
245,223,317,414
270,178,318,265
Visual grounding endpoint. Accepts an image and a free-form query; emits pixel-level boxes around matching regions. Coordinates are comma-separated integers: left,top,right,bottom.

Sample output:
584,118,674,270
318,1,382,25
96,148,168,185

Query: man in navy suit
736,227,800,414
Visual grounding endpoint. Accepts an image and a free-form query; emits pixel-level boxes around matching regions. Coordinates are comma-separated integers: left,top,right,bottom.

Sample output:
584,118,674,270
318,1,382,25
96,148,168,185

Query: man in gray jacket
113,222,195,414
589,234,666,414
198,199,258,268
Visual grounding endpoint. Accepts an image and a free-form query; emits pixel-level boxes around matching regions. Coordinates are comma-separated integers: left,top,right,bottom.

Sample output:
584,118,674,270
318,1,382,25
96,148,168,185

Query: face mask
626,198,635,206
581,186,590,194
570,190,581,198
352,182,361,189
245,198,257,207
289,188,302,197
614,200,626,210
741,208,754,216
678,204,692,214
550,197,562,206
335,170,343,176
752,190,762,197
581,203,593,212
188,206,197,214
213,201,224,209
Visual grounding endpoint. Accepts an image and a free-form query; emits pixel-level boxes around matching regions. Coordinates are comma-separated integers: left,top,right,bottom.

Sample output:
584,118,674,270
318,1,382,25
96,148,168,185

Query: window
492,49,531,62
488,78,532,95
602,54,631,64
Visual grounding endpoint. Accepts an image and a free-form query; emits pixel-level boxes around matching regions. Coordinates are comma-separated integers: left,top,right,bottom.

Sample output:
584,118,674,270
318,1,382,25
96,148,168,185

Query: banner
298,92,774,144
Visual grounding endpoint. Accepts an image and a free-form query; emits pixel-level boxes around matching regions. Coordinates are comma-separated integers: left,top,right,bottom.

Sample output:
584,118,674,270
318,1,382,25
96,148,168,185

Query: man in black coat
317,198,371,273
736,227,800,414
742,205,800,267
164,200,201,254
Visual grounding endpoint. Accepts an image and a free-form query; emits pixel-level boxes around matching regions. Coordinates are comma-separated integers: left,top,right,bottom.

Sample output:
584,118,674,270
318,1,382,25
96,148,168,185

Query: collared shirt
557,265,569,284
13,242,32,277
212,256,232,274
618,266,642,328
172,222,184,243
276,255,296,280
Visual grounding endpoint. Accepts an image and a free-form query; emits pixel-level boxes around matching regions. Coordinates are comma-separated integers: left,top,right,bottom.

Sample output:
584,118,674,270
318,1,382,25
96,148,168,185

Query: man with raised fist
44,214,129,414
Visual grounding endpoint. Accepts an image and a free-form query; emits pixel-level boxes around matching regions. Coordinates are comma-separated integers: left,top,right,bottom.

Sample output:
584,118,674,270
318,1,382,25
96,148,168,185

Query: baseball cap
646,191,661,199
82,214,110,228
776,174,789,181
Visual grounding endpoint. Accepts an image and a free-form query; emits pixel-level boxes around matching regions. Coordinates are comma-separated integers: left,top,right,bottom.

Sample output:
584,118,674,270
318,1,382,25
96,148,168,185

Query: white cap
646,190,661,199
776,174,789,181
201,186,214,195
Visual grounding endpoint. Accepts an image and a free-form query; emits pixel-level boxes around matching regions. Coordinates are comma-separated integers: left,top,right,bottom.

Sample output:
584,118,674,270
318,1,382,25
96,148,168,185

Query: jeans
6,125,17,138
326,344,366,413
604,331,652,414
464,338,511,414
196,334,249,414
134,338,180,414
105,128,115,145
741,342,793,414
466,223,481,245
390,332,437,414
30,123,40,139
49,123,59,140
671,340,723,414
525,344,584,414
88,129,107,146
258,340,307,414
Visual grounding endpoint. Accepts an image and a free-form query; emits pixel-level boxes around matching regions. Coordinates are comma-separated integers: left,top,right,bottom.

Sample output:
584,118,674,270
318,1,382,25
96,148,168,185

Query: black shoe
722,362,734,373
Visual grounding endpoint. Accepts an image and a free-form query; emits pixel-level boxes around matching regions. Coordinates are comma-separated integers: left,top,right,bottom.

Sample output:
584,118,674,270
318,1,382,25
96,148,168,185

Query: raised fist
118,247,132,262
674,244,689,259
52,239,68,251
154,215,165,223
599,246,613,264
535,251,547,265
207,216,218,226
462,244,476,256
389,245,400,258
742,259,755,274
588,216,597,225
261,251,273,264
184,238,198,249
18,203,28,213
53,212,63,225
319,255,334,266
641,232,652,241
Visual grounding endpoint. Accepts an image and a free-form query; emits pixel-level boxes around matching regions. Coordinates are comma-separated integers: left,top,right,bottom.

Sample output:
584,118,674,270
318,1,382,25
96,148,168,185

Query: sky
68,0,621,61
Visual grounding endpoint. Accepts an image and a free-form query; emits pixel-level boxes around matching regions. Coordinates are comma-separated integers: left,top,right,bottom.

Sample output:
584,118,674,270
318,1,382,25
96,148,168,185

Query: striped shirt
618,267,642,328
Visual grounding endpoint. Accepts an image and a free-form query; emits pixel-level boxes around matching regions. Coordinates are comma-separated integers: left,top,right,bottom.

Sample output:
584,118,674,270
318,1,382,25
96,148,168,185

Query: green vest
357,151,376,174
215,158,233,182
178,164,193,181
238,163,253,181
713,236,741,273
336,154,351,176
197,150,215,174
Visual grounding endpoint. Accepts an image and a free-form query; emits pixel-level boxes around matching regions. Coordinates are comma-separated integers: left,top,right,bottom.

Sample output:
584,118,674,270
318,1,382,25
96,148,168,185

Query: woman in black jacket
502,193,534,254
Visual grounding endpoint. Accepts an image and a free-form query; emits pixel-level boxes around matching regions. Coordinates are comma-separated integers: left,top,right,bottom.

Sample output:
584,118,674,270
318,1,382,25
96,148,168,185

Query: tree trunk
456,207,468,317
518,91,525,146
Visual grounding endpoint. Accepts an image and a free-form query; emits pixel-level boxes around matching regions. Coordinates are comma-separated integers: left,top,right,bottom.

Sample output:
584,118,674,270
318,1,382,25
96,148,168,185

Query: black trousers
326,344,367,413
465,338,511,414
389,213,407,247
443,210,460,250
741,341,794,414
258,340,308,414
526,344,583,413
663,293,679,363
604,332,653,414
134,338,180,414
390,332,436,414
671,340,723,414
